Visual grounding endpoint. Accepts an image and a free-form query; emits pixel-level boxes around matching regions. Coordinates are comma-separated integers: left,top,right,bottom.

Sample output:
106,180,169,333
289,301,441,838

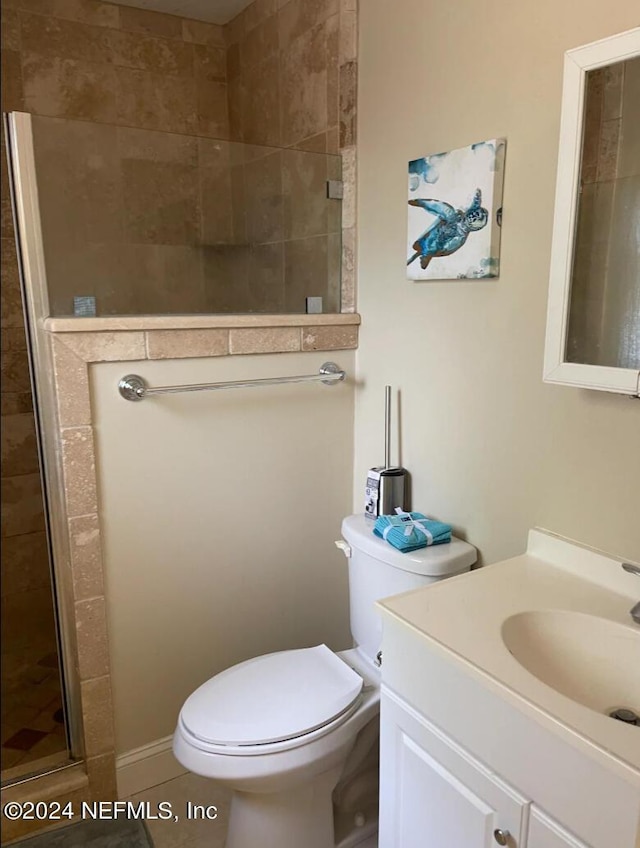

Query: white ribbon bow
381,508,433,544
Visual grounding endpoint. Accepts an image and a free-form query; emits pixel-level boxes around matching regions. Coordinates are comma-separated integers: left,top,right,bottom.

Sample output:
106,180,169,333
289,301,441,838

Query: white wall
355,1,640,565
91,351,355,754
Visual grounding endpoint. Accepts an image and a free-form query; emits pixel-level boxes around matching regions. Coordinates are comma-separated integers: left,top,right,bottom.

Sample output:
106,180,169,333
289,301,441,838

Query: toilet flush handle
335,540,352,558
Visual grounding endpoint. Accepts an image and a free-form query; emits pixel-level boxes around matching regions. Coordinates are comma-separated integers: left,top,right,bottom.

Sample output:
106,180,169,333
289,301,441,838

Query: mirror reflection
566,57,640,369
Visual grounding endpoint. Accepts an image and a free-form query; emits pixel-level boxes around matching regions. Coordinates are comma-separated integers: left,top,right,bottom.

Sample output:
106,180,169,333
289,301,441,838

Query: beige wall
355,1,640,565
91,351,355,753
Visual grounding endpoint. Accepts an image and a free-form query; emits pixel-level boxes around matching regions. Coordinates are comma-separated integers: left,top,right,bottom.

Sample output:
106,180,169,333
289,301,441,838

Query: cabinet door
528,808,590,848
379,689,528,848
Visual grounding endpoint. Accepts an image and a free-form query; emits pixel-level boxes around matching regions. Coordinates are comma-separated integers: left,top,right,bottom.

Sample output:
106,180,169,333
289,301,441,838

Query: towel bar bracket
118,362,346,402
119,374,148,402
319,361,344,385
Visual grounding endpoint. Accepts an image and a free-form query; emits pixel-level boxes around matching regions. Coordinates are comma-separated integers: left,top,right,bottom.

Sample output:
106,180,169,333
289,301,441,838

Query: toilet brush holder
364,386,409,517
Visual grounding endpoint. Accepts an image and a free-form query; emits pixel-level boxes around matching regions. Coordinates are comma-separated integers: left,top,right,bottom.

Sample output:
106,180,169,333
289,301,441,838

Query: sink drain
608,707,640,726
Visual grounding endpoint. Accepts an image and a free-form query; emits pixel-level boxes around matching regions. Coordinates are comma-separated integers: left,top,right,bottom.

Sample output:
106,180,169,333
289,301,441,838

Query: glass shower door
1,116,70,783
22,114,342,318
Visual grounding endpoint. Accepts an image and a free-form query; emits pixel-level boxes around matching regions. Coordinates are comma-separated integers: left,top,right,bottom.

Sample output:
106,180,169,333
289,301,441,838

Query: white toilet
173,514,476,848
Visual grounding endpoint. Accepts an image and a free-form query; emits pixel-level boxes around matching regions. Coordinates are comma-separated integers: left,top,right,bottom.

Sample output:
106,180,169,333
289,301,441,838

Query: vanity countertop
377,528,640,784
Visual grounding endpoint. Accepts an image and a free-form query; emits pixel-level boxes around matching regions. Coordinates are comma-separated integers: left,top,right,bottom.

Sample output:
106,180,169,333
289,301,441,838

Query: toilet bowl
174,646,380,848
173,514,477,848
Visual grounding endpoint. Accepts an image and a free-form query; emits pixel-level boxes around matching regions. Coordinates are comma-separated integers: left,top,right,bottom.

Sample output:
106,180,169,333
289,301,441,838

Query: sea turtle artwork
407,189,488,271
406,138,506,280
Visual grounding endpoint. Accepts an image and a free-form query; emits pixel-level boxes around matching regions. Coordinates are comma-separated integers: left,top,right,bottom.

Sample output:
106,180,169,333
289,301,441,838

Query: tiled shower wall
1,0,229,135
0,0,232,317
1,2,55,772
221,0,357,312
226,0,356,151
206,144,343,313
2,0,357,317
30,118,343,316
0,305,63,770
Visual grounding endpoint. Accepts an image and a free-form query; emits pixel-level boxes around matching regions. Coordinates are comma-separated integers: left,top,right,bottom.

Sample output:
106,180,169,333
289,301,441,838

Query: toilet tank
340,514,477,664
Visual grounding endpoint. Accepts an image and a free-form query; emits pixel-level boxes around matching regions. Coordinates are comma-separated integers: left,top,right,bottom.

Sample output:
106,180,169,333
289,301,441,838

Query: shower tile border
45,312,361,332
44,315,360,810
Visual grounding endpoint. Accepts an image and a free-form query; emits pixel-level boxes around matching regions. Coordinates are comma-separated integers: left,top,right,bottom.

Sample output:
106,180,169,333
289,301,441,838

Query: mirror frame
544,27,640,397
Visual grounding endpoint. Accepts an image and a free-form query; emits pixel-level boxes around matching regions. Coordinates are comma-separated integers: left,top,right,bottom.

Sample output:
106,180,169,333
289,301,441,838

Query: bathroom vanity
376,530,640,848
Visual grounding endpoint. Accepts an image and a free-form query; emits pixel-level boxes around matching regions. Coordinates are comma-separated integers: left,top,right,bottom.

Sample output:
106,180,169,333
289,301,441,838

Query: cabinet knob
493,829,510,846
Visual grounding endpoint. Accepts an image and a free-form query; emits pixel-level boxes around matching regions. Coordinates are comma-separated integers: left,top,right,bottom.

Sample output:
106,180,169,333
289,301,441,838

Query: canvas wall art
407,138,506,280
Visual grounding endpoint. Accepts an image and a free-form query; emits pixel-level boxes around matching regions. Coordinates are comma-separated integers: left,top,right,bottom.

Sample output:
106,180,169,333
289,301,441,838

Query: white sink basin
379,529,640,780
502,610,640,716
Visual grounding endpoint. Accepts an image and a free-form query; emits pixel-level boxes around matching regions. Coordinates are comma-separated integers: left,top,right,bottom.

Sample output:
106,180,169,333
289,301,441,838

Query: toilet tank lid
341,514,477,577
180,645,363,747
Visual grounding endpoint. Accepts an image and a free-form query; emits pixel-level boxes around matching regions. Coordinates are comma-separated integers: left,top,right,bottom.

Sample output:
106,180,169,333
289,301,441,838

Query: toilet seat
180,645,363,750
178,694,366,758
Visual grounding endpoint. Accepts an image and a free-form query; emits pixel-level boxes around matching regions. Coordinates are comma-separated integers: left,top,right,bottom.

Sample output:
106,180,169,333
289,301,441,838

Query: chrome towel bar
118,361,346,402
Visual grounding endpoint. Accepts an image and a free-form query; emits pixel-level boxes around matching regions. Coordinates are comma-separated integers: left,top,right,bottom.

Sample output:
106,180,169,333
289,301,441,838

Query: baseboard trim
116,735,187,798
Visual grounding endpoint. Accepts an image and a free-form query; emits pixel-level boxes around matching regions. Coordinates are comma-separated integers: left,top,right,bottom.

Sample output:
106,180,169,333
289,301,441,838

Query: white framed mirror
544,27,640,396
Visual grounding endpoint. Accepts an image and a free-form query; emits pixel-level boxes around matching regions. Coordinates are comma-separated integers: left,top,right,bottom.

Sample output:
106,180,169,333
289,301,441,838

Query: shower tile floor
1,646,67,774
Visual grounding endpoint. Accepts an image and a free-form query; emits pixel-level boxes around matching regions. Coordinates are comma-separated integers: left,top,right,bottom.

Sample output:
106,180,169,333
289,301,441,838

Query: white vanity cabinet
380,688,591,848
379,690,528,848
376,531,640,848
527,809,590,848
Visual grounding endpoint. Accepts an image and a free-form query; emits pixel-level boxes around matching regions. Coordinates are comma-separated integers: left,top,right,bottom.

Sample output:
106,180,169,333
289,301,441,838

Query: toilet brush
364,386,409,517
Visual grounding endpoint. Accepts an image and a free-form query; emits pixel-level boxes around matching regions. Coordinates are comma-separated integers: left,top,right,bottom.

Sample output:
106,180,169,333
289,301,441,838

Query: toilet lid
180,645,363,747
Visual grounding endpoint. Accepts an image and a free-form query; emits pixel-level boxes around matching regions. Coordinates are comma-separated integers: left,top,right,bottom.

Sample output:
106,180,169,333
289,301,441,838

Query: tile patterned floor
1,647,68,774
126,774,378,848
1,771,376,847
126,773,231,848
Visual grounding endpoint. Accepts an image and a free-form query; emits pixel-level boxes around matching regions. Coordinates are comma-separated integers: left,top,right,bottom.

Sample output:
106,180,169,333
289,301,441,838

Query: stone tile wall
1,0,228,134
28,117,344,316
225,0,356,152
30,118,237,316
1,0,230,318
1,0,358,320
1,13,60,777
208,143,343,314
219,0,358,314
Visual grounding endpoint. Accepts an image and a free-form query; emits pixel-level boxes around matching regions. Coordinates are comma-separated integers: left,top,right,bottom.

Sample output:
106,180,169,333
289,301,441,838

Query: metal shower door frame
5,110,84,770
